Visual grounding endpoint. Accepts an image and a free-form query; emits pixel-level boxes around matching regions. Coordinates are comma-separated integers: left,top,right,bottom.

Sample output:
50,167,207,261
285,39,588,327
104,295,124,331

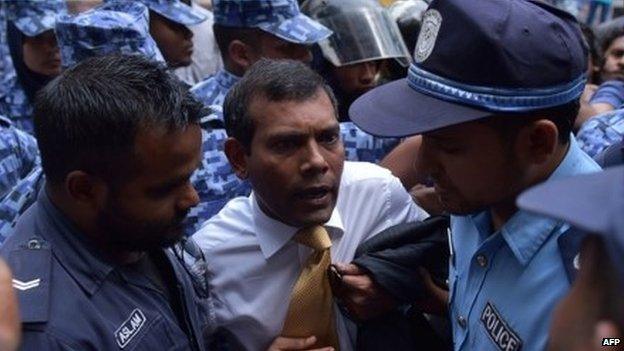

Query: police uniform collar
250,192,344,259
497,138,599,265
38,189,116,295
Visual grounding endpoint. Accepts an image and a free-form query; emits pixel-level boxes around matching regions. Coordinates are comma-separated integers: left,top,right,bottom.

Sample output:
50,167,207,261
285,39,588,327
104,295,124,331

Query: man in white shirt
192,59,428,351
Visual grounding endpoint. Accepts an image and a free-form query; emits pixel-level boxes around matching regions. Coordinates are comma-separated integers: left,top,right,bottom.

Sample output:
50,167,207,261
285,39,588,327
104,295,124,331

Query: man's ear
514,119,559,165
229,40,256,71
65,171,107,211
224,138,249,180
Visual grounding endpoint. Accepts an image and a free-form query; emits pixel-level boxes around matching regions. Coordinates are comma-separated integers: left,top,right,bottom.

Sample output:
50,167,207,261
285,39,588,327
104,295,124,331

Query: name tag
115,309,147,349
480,302,522,351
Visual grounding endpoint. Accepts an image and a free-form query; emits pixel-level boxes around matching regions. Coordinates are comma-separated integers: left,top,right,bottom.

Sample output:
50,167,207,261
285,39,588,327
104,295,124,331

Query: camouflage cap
56,2,165,68
132,0,206,26
213,0,332,44
4,0,66,37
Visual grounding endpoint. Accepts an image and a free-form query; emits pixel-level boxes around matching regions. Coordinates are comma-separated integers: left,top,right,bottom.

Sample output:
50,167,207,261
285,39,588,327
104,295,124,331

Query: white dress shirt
193,162,428,350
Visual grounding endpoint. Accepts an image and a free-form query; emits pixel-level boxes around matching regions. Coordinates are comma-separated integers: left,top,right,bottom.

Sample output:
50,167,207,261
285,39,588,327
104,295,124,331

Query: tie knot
294,226,332,251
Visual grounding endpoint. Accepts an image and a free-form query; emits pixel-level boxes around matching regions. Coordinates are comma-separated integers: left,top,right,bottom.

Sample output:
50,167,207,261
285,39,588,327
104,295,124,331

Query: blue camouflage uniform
0,115,39,200
127,0,207,27
576,108,624,158
0,6,16,97
0,0,65,134
0,190,213,350
55,2,166,68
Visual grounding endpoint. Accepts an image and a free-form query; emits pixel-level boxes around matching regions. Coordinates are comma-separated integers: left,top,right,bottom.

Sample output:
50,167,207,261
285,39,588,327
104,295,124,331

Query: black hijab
6,21,54,102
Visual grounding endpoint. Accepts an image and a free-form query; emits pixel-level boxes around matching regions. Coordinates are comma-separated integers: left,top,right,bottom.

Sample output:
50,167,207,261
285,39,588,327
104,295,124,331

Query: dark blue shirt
0,189,213,351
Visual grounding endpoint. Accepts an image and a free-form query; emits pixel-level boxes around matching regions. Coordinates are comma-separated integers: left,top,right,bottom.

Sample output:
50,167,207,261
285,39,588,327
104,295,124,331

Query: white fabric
174,1,222,85
193,161,428,350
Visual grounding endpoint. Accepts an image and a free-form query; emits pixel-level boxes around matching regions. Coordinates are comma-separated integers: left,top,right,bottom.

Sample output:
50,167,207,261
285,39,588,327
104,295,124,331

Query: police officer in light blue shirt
0,54,212,351
348,0,601,350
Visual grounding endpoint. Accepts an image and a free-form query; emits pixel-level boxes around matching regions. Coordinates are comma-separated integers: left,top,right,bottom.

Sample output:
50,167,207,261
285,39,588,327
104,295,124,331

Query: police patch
115,309,147,349
414,9,442,63
481,302,523,351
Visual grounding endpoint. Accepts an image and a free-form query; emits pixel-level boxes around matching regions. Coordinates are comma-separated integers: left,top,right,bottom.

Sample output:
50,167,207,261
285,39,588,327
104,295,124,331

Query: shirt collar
216,69,240,91
474,138,600,265
250,193,345,259
37,188,115,295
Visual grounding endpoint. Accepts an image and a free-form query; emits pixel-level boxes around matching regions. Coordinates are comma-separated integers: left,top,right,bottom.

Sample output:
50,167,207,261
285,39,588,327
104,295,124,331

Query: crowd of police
0,0,622,350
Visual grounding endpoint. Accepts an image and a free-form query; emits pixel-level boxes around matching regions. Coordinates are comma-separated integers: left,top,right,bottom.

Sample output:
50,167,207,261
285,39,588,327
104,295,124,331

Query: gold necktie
281,226,340,349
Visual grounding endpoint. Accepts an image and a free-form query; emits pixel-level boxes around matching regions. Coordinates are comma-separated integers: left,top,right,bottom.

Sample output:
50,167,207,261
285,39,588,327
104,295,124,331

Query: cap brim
517,166,624,234
15,15,56,37
348,78,492,138
259,13,332,45
150,3,207,26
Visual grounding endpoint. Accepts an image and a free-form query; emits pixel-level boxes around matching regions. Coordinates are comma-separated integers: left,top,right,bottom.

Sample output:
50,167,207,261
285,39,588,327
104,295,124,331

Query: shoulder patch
7,238,52,323
481,302,523,351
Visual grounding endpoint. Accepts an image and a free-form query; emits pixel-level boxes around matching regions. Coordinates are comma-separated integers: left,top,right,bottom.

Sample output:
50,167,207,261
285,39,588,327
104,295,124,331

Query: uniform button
457,315,467,328
476,254,488,267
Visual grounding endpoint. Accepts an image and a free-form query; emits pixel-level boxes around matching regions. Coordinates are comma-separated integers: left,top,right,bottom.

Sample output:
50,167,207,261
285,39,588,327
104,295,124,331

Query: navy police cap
349,0,588,137
517,166,624,277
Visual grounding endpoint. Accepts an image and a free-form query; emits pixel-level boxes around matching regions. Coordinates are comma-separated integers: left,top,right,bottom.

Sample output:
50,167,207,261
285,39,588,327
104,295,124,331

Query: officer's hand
0,258,20,351
330,263,397,322
413,267,449,316
267,336,334,351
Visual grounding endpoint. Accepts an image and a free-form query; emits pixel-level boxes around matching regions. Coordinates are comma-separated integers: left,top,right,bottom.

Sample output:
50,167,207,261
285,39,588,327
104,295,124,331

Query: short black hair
223,58,338,153
34,54,203,185
480,100,580,145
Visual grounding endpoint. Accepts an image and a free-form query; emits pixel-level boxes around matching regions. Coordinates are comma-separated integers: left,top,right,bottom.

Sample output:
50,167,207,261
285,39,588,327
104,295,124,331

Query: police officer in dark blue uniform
0,54,212,351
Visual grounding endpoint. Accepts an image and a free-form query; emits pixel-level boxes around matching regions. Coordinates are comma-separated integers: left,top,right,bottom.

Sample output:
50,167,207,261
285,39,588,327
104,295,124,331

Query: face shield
305,1,412,67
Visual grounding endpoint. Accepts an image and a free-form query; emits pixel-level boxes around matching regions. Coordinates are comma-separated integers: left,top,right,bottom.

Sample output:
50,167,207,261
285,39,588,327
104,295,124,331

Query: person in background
0,54,212,351
106,0,207,69
518,166,624,351
174,0,222,85
1,0,65,134
349,1,600,350
0,258,19,351
191,0,332,128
